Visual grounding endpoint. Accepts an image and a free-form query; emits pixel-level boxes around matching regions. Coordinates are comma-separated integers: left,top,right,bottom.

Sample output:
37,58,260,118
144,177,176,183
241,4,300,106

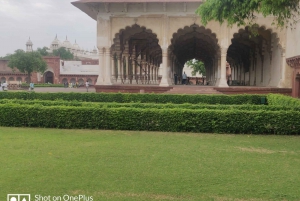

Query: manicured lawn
0,127,300,201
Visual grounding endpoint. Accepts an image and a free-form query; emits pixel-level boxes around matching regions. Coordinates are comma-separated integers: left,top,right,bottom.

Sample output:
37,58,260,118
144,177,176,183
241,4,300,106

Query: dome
93,46,98,54
26,37,33,46
51,35,60,46
73,40,80,50
62,36,72,49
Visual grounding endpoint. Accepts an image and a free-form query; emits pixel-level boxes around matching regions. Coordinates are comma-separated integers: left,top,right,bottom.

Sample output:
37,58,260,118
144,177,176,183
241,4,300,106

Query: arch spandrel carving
168,17,223,45
110,17,163,45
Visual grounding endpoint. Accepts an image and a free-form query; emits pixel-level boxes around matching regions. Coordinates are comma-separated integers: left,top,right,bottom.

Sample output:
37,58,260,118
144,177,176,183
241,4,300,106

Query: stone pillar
151,64,154,84
132,58,136,83
278,48,286,87
154,66,158,84
117,53,122,84
216,47,229,87
215,55,221,86
231,67,235,82
96,47,105,85
104,47,112,85
111,55,115,83
138,58,143,83
159,48,171,86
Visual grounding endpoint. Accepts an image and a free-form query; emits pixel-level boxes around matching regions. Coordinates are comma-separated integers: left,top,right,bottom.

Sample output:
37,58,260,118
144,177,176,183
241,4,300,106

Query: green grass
1,127,300,201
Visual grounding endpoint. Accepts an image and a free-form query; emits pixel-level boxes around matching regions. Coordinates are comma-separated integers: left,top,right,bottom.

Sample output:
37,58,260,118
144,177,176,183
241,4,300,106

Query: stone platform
215,87,292,95
95,85,173,93
95,85,292,95
166,86,222,94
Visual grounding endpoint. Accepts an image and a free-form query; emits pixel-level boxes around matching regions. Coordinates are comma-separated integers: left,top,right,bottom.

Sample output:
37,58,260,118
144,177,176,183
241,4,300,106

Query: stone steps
166,86,223,94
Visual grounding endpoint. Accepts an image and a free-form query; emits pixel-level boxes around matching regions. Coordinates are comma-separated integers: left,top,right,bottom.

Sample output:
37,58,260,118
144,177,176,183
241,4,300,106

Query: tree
53,47,74,60
0,54,12,60
37,47,50,56
186,59,206,76
196,0,300,29
8,50,47,83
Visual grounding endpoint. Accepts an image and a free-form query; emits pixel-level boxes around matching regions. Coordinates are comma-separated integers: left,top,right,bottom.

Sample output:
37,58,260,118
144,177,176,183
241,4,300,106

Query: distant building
49,35,98,60
0,38,99,85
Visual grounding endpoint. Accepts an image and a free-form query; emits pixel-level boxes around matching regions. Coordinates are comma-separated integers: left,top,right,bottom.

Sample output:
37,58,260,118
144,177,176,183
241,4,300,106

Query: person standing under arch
182,72,187,85
85,80,89,92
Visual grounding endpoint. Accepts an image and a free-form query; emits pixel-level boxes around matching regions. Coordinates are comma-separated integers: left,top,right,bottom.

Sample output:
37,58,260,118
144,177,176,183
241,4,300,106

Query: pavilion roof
72,0,201,2
72,0,202,20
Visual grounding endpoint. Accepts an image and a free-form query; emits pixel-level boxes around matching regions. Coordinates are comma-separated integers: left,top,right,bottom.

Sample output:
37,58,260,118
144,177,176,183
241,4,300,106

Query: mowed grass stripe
0,127,299,201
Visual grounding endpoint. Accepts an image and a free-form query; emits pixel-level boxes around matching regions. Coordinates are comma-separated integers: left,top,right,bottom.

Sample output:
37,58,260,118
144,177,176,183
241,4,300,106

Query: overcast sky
0,0,97,57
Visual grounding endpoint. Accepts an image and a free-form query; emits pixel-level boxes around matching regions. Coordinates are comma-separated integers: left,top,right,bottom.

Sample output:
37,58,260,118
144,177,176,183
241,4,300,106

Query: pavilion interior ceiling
109,24,162,84
112,24,162,65
170,25,219,68
227,27,275,72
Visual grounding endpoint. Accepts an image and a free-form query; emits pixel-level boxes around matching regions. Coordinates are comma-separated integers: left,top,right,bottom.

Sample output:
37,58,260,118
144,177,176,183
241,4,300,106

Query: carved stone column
116,53,122,84
104,47,112,85
216,47,229,87
215,54,221,86
96,47,105,85
111,54,115,83
159,48,171,86
278,48,286,87
150,63,154,84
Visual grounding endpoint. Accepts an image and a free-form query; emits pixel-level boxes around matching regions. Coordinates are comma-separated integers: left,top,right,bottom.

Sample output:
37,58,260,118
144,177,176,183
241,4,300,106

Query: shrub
0,92,265,105
0,104,299,134
267,94,300,107
0,99,299,111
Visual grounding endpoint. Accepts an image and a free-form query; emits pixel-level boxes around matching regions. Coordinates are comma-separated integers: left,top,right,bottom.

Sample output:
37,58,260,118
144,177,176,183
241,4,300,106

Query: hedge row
0,104,299,134
0,92,265,105
0,99,298,111
267,94,300,107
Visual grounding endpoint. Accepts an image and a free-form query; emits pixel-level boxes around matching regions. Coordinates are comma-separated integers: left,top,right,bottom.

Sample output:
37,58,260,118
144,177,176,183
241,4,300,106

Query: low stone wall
95,85,173,93
215,87,292,96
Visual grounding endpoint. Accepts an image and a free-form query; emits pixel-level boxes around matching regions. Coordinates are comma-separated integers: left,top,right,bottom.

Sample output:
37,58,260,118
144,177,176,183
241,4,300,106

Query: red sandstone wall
43,57,61,84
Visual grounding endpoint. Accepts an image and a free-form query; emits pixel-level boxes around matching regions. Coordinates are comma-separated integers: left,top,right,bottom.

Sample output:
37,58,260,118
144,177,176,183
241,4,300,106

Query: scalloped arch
113,24,159,44
171,24,218,46
232,25,282,48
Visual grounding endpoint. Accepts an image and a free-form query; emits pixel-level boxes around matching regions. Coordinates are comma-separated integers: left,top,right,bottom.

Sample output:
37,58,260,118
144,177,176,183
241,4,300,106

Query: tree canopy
8,50,47,83
0,54,12,60
53,47,74,60
186,59,206,76
37,46,75,60
37,47,50,56
196,0,300,28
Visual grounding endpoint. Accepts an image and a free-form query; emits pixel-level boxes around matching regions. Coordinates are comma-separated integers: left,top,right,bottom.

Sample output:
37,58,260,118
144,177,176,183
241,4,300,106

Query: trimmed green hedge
0,92,265,104
267,94,300,107
0,104,299,134
0,99,298,111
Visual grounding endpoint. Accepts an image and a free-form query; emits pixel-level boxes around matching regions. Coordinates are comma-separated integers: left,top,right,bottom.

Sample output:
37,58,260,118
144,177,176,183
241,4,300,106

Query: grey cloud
0,0,96,56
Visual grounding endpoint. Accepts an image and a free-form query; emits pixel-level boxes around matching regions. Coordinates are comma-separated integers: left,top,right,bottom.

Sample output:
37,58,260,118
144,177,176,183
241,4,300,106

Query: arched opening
111,24,162,85
78,78,84,85
228,26,283,87
0,77,6,83
8,77,14,81
62,78,68,83
169,24,219,86
44,71,54,84
87,78,93,85
17,77,22,82
70,78,76,84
